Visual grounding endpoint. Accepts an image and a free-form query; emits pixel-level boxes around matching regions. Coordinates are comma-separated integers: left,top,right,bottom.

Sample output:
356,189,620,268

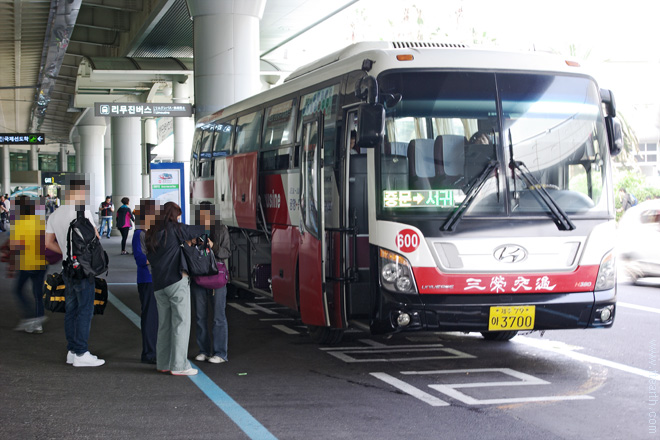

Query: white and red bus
191,42,623,343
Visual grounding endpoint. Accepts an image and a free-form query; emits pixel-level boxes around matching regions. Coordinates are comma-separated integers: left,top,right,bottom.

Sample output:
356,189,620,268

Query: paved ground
1,230,659,439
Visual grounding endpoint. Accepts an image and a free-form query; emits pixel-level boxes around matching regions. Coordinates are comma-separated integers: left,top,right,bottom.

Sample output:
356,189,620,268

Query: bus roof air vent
391,42,469,49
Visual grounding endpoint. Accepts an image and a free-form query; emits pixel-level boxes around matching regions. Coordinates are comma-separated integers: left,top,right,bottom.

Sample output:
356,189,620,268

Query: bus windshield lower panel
377,71,611,221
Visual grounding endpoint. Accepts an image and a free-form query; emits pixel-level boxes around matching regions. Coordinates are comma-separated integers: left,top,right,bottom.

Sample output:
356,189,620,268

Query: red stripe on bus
263,174,290,225
412,265,600,294
230,153,258,230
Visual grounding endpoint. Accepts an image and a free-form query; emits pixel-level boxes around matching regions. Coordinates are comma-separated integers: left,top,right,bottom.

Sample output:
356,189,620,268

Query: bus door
344,108,371,318
298,114,330,327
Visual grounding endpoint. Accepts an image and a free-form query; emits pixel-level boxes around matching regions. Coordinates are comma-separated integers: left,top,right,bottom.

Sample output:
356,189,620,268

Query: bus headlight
595,251,616,291
379,248,418,294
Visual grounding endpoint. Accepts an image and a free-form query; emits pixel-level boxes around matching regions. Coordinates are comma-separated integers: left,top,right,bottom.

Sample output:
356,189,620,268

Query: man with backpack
45,175,108,367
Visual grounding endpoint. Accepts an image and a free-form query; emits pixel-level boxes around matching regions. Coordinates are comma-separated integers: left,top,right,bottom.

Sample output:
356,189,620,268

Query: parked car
617,199,660,282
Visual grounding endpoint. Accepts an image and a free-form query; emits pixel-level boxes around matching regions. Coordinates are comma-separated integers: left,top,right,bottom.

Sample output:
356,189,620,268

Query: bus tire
480,330,518,341
308,325,344,345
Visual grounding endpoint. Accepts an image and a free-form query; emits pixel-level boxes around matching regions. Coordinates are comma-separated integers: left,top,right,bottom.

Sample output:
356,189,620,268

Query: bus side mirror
357,103,385,149
606,116,623,157
600,88,616,117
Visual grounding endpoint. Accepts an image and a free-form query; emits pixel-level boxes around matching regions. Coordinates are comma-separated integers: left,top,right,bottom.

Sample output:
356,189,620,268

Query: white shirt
46,204,97,256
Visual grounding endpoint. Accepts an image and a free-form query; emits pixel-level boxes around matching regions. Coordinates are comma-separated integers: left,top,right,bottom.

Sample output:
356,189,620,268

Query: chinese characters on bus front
466,275,556,293
384,190,454,208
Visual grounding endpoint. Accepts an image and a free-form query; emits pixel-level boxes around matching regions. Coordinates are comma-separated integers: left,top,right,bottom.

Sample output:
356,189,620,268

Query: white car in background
617,199,660,283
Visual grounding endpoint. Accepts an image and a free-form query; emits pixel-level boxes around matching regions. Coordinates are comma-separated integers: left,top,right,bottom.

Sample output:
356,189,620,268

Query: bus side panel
263,173,290,224
271,224,299,311
190,178,213,205
299,234,326,326
328,230,346,328
215,158,237,227
231,152,258,230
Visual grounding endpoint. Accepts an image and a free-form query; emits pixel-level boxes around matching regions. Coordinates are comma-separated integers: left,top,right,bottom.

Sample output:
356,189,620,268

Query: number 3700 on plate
488,305,535,331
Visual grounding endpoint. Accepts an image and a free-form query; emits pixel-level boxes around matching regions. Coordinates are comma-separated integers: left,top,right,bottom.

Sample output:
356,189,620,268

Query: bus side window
263,99,296,150
200,160,213,178
298,84,339,166
213,120,234,156
236,110,263,153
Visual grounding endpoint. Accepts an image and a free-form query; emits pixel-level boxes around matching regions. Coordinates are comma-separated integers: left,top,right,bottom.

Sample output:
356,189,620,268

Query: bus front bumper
370,288,616,334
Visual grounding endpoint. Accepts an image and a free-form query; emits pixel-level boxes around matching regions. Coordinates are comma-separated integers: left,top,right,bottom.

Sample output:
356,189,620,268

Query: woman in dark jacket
191,202,231,364
116,197,135,255
145,201,204,376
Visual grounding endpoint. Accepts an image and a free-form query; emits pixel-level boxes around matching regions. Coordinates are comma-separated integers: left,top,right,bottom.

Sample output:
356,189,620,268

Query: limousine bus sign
94,103,193,117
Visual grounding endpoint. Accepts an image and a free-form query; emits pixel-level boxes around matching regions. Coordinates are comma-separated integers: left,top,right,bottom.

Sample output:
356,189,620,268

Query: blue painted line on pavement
107,290,277,440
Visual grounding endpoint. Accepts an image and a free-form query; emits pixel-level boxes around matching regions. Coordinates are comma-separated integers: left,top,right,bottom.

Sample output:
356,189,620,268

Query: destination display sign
0,133,45,145
95,103,193,118
383,190,455,208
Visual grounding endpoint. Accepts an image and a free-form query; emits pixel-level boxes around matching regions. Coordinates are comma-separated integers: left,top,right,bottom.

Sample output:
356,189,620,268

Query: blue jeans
191,281,228,360
14,269,46,319
99,217,112,237
138,282,158,362
62,274,95,355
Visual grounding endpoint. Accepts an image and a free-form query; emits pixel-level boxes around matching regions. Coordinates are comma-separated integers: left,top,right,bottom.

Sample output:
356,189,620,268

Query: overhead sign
94,102,193,118
0,133,45,145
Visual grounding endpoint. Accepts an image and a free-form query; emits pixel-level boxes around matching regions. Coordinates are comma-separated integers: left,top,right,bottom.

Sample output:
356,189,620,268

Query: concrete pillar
77,121,106,211
29,145,39,171
187,0,266,119
104,121,113,196
72,130,81,173
1,145,10,195
143,118,158,198
173,77,194,223
59,145,68,172
111,117,142,229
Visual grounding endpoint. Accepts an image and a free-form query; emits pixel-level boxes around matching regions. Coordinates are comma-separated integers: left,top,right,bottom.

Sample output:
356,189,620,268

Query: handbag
43,272,108,315
180,234,219,277
194,260,229,290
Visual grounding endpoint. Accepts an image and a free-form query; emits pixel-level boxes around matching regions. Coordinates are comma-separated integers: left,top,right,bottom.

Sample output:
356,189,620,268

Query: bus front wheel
308,325,344,345
480,331,518,341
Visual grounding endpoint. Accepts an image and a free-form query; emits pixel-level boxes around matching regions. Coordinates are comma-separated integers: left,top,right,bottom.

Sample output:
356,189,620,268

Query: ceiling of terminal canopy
0,0,358,147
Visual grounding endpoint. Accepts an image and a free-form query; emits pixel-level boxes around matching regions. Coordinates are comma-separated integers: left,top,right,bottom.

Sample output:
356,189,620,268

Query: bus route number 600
396,229,420,253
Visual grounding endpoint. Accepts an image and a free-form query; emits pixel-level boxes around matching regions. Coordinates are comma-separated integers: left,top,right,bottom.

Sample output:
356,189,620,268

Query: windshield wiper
507,130,576,231
441,160,499,232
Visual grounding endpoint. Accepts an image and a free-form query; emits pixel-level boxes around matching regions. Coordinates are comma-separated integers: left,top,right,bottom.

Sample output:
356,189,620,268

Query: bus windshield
377,71,610,222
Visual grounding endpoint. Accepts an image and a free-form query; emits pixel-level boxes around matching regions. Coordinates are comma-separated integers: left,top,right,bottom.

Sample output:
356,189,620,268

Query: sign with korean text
384,190,454,208
95,103,193,118
0,133,45,145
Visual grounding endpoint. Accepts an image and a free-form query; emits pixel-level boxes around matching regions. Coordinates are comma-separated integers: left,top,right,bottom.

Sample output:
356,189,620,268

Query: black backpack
64,209,109,279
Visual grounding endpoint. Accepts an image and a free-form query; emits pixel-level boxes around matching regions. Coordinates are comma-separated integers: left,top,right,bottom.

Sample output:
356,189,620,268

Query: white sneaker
66,351,75,364
194,353,208,362
171,368,198,376
73,351,105,367
207,356,226,364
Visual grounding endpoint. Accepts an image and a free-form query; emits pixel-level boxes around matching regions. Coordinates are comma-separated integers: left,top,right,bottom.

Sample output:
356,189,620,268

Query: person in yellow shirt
10,196,48,333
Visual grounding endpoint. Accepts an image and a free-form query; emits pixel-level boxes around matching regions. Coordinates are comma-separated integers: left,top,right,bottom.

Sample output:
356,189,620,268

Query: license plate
488,305,535,331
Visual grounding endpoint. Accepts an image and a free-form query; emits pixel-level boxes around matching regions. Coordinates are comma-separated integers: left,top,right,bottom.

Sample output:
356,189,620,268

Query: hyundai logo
493,245,528,263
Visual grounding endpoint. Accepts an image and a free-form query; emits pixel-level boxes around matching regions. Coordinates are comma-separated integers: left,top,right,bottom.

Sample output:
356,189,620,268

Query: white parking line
370,373,450,406
617,301,660,315
272,325,300,335
515,336,658,380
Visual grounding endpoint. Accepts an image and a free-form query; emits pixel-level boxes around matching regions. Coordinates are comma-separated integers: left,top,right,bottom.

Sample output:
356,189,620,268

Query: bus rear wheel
308,325,344,345
480,330,518,341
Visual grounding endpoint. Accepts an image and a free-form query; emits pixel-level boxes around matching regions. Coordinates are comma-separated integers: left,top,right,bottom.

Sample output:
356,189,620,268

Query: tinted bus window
213,120,234,156
200,130,214,158
236,111,263,153
299,84,339,165
263,99,296,149
261,147,293,171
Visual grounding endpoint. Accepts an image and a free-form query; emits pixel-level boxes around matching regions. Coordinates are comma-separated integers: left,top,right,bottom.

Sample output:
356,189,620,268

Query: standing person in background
10,196,48,334
116,197,135,255
192,202,231,364
133,199,158,364
145,202,204,376
98,196,113,238
45,174,105,367
0,194,8,232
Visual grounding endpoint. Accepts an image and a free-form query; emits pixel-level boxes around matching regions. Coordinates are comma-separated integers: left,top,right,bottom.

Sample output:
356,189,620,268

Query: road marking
107,291,277,440
617,301,660,315
321,341,475,363
260,318,295,321
228,302,278,316
370,373,450,406
515,336,659,380
374,368,593,406
272,325,300,335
